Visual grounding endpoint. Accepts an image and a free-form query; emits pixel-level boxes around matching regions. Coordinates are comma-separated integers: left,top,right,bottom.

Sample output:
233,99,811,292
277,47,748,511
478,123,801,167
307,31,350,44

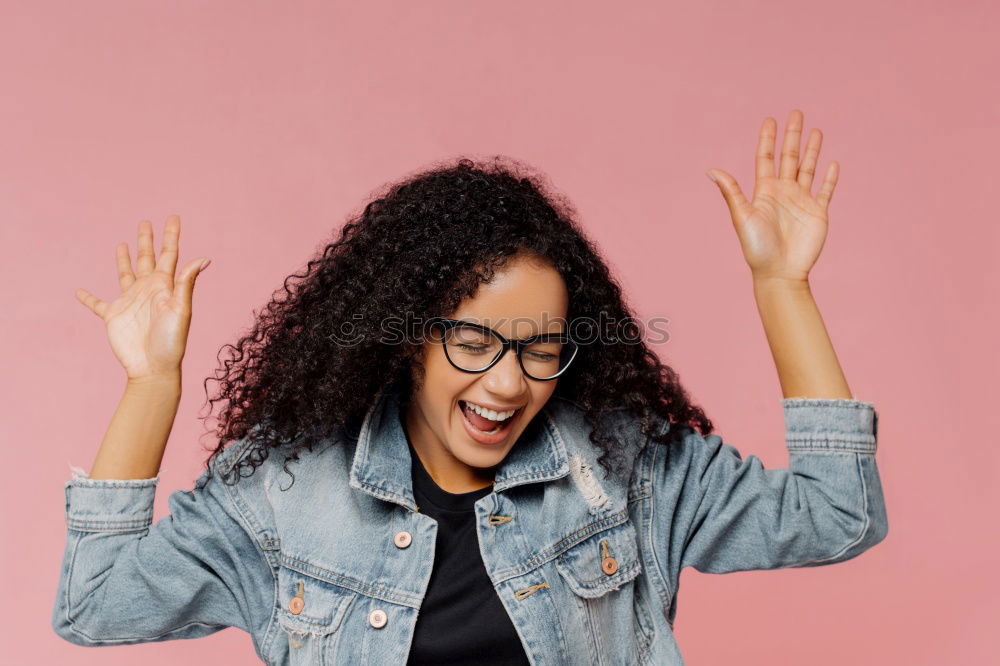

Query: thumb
176,257,210,308
706,168,751,223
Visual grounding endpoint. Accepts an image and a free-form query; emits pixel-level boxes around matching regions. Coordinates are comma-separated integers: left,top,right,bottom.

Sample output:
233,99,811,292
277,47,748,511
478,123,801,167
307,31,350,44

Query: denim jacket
52,391,888,665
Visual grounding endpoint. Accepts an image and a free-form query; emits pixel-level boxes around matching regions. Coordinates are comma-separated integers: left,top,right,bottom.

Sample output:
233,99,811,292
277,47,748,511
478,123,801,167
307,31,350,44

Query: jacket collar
348,389,570,510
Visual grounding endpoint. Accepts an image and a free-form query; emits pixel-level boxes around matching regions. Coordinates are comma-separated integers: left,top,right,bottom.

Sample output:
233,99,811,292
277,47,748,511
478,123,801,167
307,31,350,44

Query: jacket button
393,531,412,548
368,609,388,629
288,597,304,614
602,556,619,575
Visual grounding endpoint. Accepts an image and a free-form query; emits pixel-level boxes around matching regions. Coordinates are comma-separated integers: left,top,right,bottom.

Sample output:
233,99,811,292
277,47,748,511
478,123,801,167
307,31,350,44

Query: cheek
508,382,557,430
420,349,471,411
416,344,447,388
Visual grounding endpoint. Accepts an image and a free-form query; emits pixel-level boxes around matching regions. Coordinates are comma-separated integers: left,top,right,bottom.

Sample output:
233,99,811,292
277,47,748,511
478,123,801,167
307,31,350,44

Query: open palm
75,215,211,381
707,109,839,282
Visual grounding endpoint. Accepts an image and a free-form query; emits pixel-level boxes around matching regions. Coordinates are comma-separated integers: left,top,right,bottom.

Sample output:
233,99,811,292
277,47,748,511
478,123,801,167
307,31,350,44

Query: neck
403,401,495,494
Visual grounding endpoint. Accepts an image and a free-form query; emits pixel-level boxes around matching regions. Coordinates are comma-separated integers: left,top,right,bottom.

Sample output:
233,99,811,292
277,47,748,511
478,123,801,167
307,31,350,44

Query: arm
708,108,857,401
753,277,852,399
652,110,888,574
88,374,181,480
51,437,274,647
659,398,887,575
54,216,268,646
74,214,210,480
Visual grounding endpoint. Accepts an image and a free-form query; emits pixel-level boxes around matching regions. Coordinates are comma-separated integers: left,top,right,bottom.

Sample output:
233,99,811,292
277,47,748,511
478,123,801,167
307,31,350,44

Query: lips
458,400,522,446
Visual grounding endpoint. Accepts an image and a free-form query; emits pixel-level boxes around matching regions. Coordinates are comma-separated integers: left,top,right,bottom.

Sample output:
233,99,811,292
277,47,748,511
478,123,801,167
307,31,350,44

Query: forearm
87,373,182,480
752,276,852,400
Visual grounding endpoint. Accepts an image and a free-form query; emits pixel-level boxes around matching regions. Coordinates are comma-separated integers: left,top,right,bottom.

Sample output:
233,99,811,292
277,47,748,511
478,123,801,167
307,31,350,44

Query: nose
481,347,528,396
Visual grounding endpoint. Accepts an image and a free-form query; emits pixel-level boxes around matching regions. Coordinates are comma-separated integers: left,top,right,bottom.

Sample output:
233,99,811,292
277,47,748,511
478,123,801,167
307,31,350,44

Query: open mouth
458,400,522,439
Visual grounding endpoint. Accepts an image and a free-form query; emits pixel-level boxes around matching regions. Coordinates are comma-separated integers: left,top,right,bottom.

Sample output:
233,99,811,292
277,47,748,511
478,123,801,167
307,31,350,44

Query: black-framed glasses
430,318,579,381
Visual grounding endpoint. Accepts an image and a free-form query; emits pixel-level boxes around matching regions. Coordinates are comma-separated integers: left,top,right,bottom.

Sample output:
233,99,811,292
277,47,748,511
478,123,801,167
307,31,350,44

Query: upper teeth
466,401,517,421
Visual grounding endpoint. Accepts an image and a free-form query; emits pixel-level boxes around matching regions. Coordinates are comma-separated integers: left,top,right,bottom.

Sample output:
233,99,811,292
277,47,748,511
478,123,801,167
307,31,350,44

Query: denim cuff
64,462,159,532
782,398,878,454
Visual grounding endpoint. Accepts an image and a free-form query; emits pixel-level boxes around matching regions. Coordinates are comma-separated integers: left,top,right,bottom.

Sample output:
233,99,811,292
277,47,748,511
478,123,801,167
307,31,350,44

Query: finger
778,109,804,181
175,257,211,309
707,168,752,222
75,288,109,319
815,161,839,212
135,219,156,277
116,242,136,292
155,214,181,282
797,128,823,192
755,117,777,184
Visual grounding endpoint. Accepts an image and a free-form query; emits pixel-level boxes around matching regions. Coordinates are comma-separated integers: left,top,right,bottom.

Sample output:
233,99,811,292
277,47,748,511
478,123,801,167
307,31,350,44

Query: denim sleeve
51,452,266,646
651,398,888,575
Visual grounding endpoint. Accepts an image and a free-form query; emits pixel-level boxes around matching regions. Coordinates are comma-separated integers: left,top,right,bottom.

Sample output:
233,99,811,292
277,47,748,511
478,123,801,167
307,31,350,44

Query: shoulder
212,424,352,481
204,428,356,560
209,427,355,515
541,396,659,483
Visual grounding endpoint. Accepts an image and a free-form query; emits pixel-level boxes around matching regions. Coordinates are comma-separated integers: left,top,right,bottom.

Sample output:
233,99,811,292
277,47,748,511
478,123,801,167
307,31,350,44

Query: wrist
752,274,811,292
126,373,182,395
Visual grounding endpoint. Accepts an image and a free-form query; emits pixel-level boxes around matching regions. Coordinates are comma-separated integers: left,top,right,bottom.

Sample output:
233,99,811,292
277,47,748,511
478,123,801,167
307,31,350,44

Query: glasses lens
521,335,578,380
442,324,503,371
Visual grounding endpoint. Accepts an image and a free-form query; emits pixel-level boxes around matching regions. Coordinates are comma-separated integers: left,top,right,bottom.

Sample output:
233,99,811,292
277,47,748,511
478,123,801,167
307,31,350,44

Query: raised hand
706,109,839,283
75,215,211,382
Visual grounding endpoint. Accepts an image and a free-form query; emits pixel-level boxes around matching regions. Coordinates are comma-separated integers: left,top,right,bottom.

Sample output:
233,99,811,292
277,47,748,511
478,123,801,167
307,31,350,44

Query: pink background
2,1,996,664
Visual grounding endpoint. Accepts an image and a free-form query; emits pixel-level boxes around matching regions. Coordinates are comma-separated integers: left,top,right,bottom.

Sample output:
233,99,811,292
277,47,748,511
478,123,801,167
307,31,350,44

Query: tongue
464,403,500,431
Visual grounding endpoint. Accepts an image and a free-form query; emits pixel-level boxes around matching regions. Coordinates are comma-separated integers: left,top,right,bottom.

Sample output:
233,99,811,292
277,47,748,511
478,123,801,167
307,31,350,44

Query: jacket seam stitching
491,509,631,583
644,439,675,608
216,436,283,665
556,558,642,592
63,619,230,643
66,518,153,531
626,490,652,504
784,400,874,409
217,458,280,661
279,555,423,608
787,441,875,453
788,439,875,446
353,480,415,509
62,531,82,637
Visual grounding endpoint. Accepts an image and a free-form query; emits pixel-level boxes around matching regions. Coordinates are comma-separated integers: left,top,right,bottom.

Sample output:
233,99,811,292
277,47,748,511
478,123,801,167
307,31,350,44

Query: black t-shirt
405,442,531,665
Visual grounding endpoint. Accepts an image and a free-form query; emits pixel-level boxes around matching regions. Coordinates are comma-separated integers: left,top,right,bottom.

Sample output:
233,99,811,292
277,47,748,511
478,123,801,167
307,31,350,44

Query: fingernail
200,259,211,270
705,170,717,183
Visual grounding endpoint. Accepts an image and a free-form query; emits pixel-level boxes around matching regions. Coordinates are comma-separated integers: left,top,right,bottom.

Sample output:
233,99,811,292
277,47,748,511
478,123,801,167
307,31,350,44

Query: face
405,253,570,477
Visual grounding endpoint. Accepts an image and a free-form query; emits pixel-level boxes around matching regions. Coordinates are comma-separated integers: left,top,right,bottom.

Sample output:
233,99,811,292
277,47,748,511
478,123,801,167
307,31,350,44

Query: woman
53,109,888,665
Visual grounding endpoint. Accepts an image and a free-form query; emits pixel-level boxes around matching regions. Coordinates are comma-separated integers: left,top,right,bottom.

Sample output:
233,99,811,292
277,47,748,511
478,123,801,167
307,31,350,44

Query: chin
450,441,514,470
446,424,524,468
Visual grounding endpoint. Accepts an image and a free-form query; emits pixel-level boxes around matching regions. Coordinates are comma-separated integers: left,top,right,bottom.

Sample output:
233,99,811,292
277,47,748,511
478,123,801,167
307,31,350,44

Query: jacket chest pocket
554,521,653,665
276,566,355,666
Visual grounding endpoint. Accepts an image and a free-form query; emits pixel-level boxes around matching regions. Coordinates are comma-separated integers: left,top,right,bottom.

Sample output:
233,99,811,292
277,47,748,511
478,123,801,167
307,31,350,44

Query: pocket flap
277,565,354,635
555,521,642,598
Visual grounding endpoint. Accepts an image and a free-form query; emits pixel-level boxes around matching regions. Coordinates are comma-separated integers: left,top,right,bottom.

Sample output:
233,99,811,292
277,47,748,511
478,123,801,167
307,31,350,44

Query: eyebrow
516,330,567,340
452,319,566,341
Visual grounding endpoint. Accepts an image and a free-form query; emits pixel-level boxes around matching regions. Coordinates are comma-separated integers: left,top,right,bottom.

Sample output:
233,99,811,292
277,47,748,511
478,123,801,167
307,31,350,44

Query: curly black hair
196,155,713,490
